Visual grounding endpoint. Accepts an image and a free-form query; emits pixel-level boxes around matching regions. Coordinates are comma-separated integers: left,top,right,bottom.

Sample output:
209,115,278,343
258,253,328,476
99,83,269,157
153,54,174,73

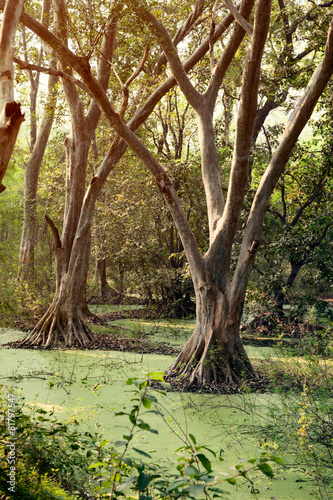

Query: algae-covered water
0,327,327,499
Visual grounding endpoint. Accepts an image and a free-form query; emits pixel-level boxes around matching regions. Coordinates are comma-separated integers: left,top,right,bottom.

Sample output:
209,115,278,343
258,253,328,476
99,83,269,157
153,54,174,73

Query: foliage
249,103,333,315
254,369,333,499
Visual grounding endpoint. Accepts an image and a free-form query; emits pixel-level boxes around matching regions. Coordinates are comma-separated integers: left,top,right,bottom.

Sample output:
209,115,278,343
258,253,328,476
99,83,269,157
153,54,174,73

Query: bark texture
0,0,25,193
18,71,59,282
18,0,57,282
19,0,117,347
167,283,256,387
0,102,24,193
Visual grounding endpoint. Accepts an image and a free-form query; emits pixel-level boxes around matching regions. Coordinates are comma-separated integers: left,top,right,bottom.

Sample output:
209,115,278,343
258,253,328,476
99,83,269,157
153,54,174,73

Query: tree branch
119,43,149,119
129,0,202,111
209,0,272,254
310,221,333,250
53,0,85,127
153,0,205,76
205,0,255,111
233,15,333,298
45,214,61,249
223,0,253,36
290,168,329,227
14,57,90,92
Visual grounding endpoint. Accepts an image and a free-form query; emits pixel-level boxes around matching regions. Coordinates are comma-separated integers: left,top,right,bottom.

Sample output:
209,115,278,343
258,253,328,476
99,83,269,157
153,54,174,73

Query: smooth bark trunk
17,72,58,282
96,259,108,302
167,282,256,387
19,1,117,347
0,0,25,193
20,246,94,348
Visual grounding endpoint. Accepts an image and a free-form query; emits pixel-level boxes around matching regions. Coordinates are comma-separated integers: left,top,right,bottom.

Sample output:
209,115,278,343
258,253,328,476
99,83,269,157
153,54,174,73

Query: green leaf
102,480,112,488
99,439,109,447
137,472,150,491
197,453,212,472
189,484,204,496
129,414,137,424
184,466,197,476
142,398,152,409
226,477,236,485
258,463,274,477
132,447,152,458
123,434,133,442
70,443,80,450
147,371,165,381
166,480,189,492
88,461,107,469
189,433,196,444
137,422,150,430
270,456,286,466
36,409,48,414
114,440,127,447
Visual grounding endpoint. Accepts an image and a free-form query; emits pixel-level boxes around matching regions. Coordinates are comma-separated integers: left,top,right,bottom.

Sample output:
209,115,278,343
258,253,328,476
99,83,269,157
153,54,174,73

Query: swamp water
0,327,326,499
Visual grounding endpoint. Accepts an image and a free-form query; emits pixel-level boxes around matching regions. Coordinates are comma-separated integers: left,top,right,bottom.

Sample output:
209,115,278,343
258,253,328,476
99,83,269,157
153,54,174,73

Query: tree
107,0,333,387
11,0,229,348
17,0,60,283
8,1,333,389
0,0,25,193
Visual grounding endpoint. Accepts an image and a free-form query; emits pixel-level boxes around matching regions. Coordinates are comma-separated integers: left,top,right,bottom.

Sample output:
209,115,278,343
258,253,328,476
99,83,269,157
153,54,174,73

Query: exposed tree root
166,337,258,391
18,301,95,349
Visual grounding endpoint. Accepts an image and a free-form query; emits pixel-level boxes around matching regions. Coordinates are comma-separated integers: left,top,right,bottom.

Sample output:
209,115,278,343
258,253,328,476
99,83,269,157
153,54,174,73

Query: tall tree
17,0,59,283
12,0,228,347
0,0,25,193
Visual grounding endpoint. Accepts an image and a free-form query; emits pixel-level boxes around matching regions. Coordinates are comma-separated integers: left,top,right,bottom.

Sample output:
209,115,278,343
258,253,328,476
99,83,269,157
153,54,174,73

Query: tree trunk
18,1,58,282
167,283,256,388
20,245,94,348
81,232,93,317
19,2,117,348
274,261,303,313
96,259,108,302
17,71,58,283
0,0,25,193
0,102,24,193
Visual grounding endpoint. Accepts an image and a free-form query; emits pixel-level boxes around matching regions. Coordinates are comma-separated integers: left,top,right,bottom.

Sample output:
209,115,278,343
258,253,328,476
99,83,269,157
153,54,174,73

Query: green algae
0,327,329,499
